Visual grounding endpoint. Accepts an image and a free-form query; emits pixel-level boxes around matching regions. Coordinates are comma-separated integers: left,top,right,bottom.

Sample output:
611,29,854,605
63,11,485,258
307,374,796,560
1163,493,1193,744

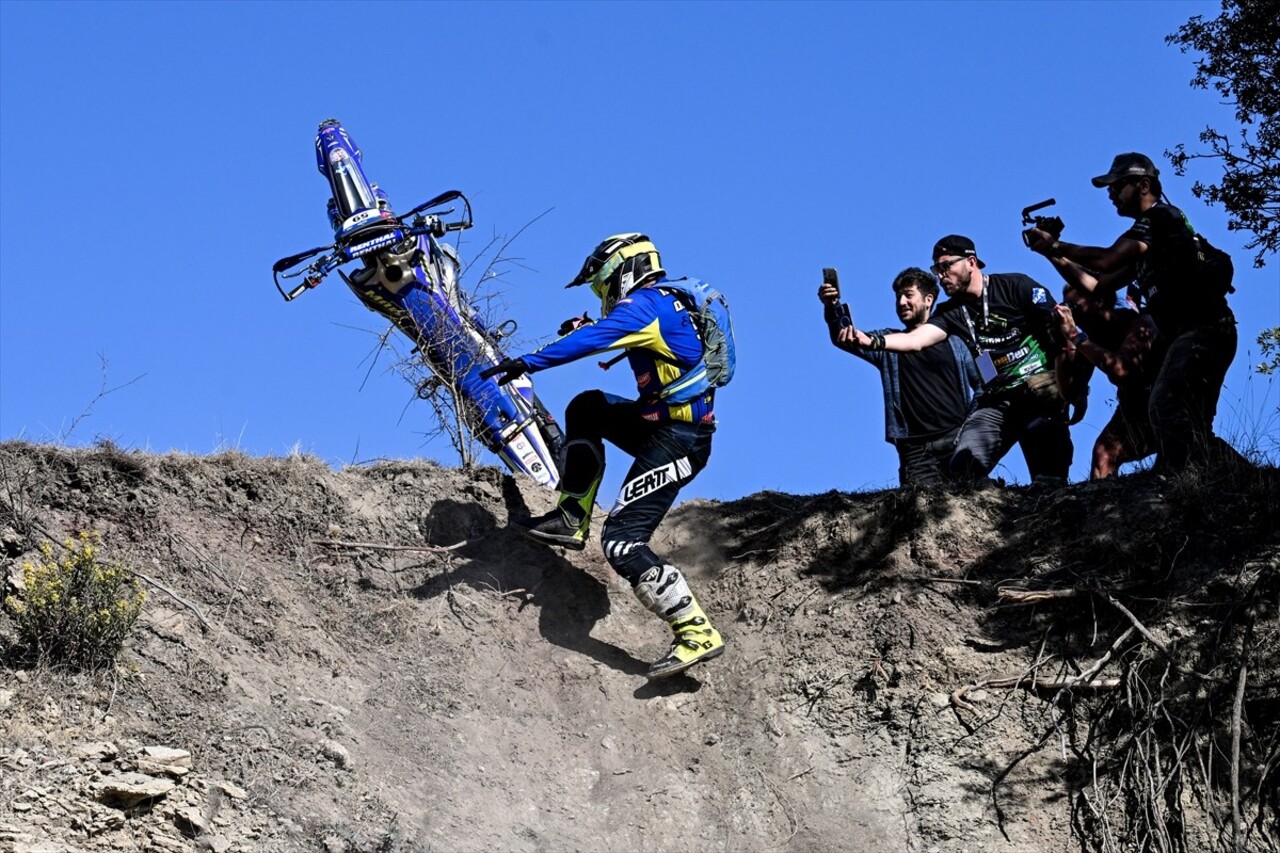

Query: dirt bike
272,119,563,487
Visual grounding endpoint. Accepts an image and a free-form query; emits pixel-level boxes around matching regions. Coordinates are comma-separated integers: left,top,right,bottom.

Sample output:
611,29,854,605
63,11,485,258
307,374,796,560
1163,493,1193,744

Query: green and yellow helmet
566,233,664,316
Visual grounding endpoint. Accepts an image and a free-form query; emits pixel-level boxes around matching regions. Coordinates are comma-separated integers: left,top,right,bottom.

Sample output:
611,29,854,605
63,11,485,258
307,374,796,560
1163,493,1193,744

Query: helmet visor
588,241,658,312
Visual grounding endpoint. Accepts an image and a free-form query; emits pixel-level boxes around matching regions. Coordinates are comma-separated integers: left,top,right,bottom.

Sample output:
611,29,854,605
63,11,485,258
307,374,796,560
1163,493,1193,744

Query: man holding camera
1024,152,1239,472
819,267,982,486
838,236,1073,484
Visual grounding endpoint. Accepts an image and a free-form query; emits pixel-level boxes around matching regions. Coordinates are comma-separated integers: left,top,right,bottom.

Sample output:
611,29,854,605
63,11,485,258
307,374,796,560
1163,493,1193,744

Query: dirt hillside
1,441,1276,853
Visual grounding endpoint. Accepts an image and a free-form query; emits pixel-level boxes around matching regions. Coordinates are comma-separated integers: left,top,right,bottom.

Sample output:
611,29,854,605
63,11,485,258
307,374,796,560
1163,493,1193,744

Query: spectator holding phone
819,266,982,486
839,237,1074,484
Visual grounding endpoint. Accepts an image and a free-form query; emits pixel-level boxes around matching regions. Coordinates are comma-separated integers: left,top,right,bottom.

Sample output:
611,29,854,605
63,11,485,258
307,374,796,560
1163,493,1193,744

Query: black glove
479,357,529,386
558,312,593,337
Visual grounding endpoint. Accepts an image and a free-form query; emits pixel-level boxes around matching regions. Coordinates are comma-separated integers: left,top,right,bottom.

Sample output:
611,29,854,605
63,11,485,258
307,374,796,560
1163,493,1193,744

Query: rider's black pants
562,390,714,586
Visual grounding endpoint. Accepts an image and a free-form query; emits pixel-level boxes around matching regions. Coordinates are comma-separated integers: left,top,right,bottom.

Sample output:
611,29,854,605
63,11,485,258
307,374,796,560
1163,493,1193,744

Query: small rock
1,526,25,557
600,736,616,751
0,689,13,712
322,837,346,853
137,746,192,768
13,842,62,853
3,748,30,770
212,780,247,800
74,742,118,763
319,739,350,769
94,772,176,807
147,832,190,852
4,560,25,593
173,805,209,838
137,759,190,778
205,835,233,853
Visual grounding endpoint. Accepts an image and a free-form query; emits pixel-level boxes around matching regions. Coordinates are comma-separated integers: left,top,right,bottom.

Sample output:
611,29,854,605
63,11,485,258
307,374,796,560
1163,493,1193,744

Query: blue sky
1,1,1276,504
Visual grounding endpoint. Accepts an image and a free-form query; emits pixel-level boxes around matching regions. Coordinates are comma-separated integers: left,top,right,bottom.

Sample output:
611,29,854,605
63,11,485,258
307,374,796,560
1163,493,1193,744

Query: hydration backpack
655,277,737,404
1193,232,1235,296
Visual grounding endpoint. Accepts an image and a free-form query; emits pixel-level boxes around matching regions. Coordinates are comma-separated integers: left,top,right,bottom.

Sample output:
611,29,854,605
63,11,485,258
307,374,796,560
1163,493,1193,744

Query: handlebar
274,251,341,301
273,190,474,302
400,189,473,229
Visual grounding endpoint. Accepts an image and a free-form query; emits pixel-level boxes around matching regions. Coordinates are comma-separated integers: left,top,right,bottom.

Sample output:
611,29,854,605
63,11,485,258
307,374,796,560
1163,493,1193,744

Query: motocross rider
481,234,725,678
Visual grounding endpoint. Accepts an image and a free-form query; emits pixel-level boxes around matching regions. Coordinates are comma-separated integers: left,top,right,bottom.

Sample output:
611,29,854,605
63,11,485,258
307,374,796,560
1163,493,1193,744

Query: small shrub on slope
4,531,145,670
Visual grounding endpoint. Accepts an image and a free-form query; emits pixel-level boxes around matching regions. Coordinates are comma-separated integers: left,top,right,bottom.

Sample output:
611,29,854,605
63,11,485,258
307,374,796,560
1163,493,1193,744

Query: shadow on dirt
705,486,989,594
411,497,650,677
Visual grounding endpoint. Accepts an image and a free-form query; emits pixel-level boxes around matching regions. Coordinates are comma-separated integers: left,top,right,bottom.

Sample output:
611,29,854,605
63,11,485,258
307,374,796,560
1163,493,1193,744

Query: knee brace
599,534,662,584
557,439,604,523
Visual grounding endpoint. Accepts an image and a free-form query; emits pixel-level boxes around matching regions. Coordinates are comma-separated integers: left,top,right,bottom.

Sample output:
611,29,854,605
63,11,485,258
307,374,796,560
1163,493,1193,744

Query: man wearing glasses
818,267,982,486
837,236,1073,484
1023,152,1240,473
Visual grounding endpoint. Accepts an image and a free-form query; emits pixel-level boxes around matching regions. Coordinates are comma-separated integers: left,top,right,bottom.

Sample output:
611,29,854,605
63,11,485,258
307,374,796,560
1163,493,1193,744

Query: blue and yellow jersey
522,282,715,424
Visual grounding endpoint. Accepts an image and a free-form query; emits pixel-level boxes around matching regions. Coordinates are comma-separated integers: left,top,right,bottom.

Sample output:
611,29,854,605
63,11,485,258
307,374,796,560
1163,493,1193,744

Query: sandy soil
1,441,1275,852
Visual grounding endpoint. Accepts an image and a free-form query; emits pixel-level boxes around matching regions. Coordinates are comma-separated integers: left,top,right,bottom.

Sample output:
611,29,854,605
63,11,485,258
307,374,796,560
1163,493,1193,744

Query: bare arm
1025,226,1146,274
1056,236,1145,273
1025,227,1137,296
838,323,946,352
1040,254,1131,298
1051,305,1087,402
1054,304,1156,384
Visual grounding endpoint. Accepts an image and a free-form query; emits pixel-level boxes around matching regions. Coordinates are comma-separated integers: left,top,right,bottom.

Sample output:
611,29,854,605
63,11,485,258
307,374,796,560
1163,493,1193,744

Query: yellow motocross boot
635,564,725,678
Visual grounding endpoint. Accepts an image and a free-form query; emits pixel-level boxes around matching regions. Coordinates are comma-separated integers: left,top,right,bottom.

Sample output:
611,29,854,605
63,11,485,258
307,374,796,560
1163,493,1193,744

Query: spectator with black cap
837,235,1073,484
818,266,982,486
1024,152,1242,473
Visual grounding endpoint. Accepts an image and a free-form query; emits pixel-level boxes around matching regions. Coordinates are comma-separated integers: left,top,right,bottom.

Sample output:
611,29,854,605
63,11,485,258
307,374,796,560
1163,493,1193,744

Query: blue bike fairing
522,283,715,424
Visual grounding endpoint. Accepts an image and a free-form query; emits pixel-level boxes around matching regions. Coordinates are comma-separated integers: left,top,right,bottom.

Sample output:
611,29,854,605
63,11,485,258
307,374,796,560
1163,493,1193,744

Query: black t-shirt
898,341,968,439
928,272,1058,393
1121,203,1230,333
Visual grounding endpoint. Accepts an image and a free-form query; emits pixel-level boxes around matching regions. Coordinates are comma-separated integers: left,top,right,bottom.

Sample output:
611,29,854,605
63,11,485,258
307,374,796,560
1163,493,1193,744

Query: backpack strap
653,279,714,402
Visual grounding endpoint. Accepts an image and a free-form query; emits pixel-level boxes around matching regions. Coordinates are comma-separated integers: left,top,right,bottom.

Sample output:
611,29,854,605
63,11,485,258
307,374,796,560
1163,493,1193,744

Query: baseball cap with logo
931,234,986,269
1091,152,1160,188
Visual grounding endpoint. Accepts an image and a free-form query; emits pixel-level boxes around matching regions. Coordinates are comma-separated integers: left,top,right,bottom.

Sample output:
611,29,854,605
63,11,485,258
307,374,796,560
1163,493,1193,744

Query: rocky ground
0,441,1276,852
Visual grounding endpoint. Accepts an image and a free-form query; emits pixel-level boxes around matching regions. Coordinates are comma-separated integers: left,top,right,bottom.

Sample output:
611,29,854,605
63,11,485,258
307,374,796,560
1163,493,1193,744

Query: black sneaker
513,509,589,551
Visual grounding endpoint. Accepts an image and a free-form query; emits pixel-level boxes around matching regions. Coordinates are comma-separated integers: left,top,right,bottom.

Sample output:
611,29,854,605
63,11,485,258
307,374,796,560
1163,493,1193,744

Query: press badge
976,351,998,384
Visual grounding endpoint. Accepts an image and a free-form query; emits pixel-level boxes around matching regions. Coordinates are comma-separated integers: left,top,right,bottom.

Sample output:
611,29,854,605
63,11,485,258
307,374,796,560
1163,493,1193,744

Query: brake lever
272,244,330,274
400,190,464,221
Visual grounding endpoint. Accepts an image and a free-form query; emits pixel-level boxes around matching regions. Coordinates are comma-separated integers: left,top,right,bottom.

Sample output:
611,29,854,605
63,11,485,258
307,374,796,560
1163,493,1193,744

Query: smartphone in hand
822,267,840,293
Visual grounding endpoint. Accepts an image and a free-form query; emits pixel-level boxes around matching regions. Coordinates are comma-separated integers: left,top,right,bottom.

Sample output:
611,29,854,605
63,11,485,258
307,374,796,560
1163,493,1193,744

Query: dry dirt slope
0,440,1276,853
